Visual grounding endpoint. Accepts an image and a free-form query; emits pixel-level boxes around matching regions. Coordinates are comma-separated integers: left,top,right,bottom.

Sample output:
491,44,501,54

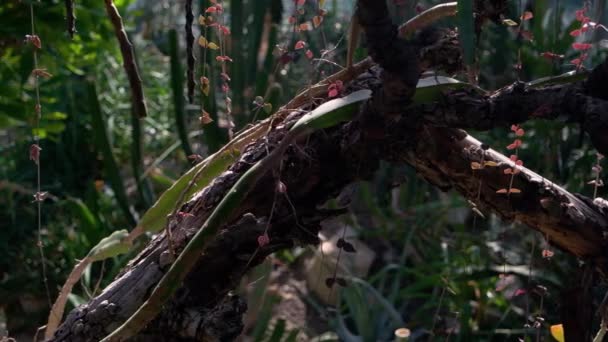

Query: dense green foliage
0,0,606,340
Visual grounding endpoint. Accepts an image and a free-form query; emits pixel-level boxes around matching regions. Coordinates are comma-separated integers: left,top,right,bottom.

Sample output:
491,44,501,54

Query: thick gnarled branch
49,7,608,341
417,73,608,156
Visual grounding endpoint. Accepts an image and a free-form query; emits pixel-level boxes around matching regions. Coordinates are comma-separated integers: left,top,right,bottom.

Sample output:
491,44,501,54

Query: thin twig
29,0,52,311
186,0,195,104
103,0,148,118
65,0,75,38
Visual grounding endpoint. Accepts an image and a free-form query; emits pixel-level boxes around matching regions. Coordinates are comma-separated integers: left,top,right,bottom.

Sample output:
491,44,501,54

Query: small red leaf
294,40,306,50
257,233,270,247
177,211,195,218
572,42,592,50
218,25,231,35
30,144,42,164
520,11,533,20
305,49,313,59
542,249,554,259
25,35,41,49
514,288,527,296
506,139,521,150
541,52,564,61
575,9,587,22
200,110,213,125
276,180,287,193
297,0,306,5
312,15,323,28
570,29,582,37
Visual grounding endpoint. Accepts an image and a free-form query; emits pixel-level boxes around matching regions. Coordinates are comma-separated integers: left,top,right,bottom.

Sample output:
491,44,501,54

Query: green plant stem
169,29,194,158
230,0,245,127
88,81,136,226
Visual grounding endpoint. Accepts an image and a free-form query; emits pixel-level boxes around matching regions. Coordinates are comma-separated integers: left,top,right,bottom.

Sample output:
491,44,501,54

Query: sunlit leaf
550,324,565,342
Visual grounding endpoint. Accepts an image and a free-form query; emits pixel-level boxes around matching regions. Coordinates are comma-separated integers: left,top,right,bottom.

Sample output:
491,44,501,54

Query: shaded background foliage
0,0,607,340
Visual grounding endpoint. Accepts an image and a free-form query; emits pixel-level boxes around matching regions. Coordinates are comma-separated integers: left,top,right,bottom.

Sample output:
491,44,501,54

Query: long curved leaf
101,90,372,341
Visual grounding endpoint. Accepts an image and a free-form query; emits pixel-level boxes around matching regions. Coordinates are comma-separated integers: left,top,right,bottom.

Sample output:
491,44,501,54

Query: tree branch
49,22,608,342
103,0,148,118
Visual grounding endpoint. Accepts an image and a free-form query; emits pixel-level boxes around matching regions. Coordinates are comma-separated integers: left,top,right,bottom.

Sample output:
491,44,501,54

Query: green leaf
412,76,484,104
290,89,371,132
169,29,193,158
526,70,589,88
88,81,136,226
137,149,240,233
65,197,101,238
87,229,131,262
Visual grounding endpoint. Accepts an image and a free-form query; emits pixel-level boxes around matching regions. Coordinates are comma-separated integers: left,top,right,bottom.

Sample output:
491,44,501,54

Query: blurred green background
0,0,606,340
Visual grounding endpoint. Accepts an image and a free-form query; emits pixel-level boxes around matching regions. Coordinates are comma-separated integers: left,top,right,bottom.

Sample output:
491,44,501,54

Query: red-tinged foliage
542,249,554,259
276,180,287,194
29,144,41,165
520,11,533,20
514,288,527,296
257,233,270,247
571,55,587,67
177,211,195,218
540,52,564,61
216,55,233,62
506,139,522,150
294,40,306,50
305,49,313,59
25,34,41,49
572,42,592,50
327,80,343,98
218,25,230,35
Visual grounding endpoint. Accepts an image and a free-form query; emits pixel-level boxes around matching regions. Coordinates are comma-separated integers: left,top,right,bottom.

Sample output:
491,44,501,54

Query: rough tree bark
49,0,608,341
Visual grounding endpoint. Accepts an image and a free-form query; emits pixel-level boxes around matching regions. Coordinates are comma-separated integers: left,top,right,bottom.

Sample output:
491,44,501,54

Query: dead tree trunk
49,0,608,340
